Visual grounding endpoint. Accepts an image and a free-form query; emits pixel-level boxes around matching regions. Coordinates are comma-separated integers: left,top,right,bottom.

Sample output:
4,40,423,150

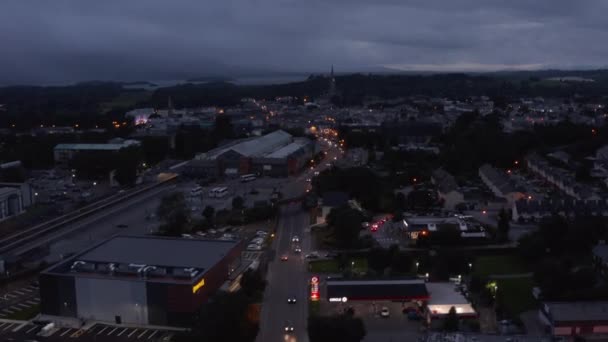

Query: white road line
2,308,14,313
5,294,16,298
25,300,37,305
26,325,38,333
13,291,25,295
128,329,138,338
3,323,14,331
97,326,109,335
108,327,118,335
0,323,7,329
60,328,72,336
17,303,30,308
22,288,33,292
138,330,148,339
147,330,158,340
117,328,128,336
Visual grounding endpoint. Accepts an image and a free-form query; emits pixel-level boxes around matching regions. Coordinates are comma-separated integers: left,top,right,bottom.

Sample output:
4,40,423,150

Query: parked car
287,296,297,304
246,244,262,251
281,255,289,261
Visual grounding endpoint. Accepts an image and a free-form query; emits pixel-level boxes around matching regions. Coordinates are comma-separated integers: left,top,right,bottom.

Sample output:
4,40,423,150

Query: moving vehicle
284,321,294,332
293,246,302,253
240,174,257,183
291,235,300,243
256,230,268,236
380,307,390,317
287,296,297,304
208,187,228,198
281,255,289,261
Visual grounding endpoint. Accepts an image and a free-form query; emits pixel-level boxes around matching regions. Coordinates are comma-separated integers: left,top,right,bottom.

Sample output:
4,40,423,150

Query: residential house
431,169,464,210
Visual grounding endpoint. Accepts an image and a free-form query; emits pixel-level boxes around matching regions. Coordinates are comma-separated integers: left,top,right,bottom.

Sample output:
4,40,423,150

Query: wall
75,277,148,325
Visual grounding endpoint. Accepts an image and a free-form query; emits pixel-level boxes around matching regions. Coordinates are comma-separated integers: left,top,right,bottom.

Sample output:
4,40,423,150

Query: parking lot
0,321,176,341
0,282,40,319
321,300,424,333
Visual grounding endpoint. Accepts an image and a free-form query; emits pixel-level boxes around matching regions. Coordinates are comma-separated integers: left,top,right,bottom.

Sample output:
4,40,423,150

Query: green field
473,255,529,277
497,277,537,317
308,257,368,274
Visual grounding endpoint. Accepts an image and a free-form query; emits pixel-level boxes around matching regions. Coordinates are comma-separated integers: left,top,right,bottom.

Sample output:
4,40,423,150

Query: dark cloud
1,0,607,84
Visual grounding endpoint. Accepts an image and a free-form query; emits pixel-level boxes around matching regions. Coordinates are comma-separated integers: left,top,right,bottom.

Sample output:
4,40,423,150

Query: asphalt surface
258,203,312,342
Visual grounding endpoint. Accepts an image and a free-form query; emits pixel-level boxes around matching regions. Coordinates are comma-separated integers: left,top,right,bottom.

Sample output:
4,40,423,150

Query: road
258,203,312,342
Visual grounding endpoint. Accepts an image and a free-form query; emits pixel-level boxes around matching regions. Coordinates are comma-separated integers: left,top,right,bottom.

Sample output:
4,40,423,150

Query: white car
256,230,268,236
380,307,390,317
246,244,262,251
251,237,264,244
291,236,300,243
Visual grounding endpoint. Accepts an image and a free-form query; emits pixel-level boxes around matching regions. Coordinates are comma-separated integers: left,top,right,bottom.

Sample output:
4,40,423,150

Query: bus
208,187,229,198
240,174,257,183
190,186,202,196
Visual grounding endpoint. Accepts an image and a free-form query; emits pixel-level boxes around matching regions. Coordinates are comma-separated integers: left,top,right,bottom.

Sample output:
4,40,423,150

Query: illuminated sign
329,297,348,303
192,278,205,294
310,276,320,301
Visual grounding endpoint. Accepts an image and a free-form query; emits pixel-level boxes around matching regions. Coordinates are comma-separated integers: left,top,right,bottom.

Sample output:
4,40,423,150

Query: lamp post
415,262,419,274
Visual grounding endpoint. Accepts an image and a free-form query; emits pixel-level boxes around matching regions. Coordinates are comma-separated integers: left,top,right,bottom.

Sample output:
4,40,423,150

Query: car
251,238,264,244
256,230,268,236
284,321,294,332
291,235,300,243
371,223,379,232
314,171,319,176
380,307,390,317
181,234,193,239
287,296,297,304
281,255,289,261
116,224,128,228
324,251,339,258
305,253,319,260
195,231,207,237
208,229,217,234
305,178,311,182
246,244,262,251
293,246,302,253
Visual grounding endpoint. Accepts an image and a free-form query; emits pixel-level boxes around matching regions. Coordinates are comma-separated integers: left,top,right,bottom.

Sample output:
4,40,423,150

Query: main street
258,203,312,342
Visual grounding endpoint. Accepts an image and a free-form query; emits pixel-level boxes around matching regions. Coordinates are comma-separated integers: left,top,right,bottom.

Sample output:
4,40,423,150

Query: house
512,198,608,222
526,154,599,200
431,169,464,210
478,164,525,207
539,301,608,337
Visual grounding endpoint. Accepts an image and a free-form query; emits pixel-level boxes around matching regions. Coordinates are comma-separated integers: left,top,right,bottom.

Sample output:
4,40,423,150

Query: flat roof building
53,139,141,168
40,236,243,327
540,301,608,337
326,278,429,302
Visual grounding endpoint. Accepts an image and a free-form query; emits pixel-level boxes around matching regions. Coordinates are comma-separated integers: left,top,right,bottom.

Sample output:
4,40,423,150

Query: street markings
138,330,148,339
108,327,118,335
128,328,139,338
26,325,39,334
148,330,158,339
117,327,128,336
60,328,72,336
97,326,109,335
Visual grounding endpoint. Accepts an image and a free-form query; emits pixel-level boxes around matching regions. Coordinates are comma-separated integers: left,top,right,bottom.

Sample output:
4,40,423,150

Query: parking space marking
128,328,138,338
70,329,85,338
3,308,15,313
3,323,14,331
25,300,38,305
97,326,109,335
147,330,158,340
26,325,38,333
60,328,72,336
18,303,31,308
13,322,28,332
13,290,25,295
0,322,7,329
22,288,33,292
117,327,128,336
138,330,148,339
108,327,118,335
5,294,16,298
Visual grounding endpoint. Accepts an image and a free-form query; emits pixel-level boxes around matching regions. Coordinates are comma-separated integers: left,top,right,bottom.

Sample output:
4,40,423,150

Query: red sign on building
310,276,320,301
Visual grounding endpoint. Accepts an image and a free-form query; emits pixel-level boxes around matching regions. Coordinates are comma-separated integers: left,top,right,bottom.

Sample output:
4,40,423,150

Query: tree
326,205,364,249
202,205,215,225
184,291,259,342
443,306,459,331
308,314,366,342
497,208,510,242
157,192,190,236
390,251,413,274
367,247,390,274
240,269,267,299
232,196,245,210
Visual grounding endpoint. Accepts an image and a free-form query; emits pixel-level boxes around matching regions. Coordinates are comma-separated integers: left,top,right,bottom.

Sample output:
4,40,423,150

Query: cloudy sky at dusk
1,0,606,84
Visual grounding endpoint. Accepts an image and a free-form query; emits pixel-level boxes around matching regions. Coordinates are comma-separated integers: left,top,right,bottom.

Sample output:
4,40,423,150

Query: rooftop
0,187,19,198
54,140,140,151
544,301,608,322
44,236,240,283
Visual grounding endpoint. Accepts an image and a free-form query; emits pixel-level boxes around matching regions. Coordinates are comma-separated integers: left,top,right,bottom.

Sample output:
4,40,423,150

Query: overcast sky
1,0,607,85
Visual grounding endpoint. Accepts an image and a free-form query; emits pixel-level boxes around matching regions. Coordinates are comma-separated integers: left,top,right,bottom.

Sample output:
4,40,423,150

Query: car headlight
285,327,289,331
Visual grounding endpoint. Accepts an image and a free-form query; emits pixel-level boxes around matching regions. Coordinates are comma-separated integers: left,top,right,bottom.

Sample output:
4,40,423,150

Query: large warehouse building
39,236,243,327
187,130,317,178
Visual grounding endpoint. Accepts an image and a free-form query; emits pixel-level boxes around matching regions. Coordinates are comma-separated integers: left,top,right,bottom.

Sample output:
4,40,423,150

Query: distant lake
123,75,308,90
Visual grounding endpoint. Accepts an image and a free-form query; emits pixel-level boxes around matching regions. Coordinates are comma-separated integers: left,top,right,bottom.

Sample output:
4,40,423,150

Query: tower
328,65,336,97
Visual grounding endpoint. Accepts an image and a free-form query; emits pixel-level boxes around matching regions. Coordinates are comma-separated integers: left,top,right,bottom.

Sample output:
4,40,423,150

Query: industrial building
188,130,317,178
39,236,243,327
53,139,141,168
540,301,608,337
